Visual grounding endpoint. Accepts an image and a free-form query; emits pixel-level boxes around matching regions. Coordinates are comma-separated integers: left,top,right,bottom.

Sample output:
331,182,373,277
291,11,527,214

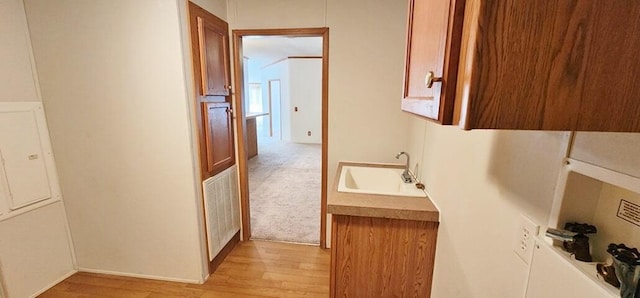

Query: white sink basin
337,165,426,197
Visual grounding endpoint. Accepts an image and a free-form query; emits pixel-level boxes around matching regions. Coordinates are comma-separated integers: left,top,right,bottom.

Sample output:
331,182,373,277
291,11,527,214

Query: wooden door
190,3,231,100
189,2,234,180
402,0,465,123
202,103,235,176
198,18,230,97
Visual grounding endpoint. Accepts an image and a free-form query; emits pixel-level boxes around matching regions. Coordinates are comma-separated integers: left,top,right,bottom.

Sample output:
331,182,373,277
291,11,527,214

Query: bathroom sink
337,165,426,197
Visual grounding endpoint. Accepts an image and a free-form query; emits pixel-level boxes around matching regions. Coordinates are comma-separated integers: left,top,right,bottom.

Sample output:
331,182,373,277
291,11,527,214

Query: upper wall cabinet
402,0,465,124
190,3,231,99
403,0,640,132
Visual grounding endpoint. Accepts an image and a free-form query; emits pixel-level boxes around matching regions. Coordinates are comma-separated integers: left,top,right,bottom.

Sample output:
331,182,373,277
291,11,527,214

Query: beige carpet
248,136,321,244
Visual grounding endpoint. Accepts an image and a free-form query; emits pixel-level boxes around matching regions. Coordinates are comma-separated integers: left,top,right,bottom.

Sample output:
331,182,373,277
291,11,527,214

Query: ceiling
242,36,322,67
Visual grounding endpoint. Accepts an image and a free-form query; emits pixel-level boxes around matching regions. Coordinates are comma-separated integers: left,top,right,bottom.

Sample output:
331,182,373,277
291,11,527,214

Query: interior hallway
39,241,330,297
248,136,321,244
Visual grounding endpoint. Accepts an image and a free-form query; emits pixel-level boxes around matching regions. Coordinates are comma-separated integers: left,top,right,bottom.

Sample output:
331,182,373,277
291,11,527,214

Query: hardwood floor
39,241,330,297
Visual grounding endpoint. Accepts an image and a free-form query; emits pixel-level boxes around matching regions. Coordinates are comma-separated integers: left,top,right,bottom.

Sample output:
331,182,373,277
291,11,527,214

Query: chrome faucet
395,151,413,183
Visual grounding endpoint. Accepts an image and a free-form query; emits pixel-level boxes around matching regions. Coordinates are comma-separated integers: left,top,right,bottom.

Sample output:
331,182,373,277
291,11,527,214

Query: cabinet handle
425,71,443,88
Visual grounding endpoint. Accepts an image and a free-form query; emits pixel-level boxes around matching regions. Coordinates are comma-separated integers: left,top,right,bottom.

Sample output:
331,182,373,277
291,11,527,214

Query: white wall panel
25,0,206,282
571,132,640,178
289,58,322,144
227,0,325,29
0,202,75,298
0,109,51,209
526,242,614,298
0,0,39,101
189,0,227,21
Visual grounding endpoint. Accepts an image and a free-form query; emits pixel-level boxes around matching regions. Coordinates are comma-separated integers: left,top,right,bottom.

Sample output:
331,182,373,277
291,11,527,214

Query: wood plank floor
39,241,330,297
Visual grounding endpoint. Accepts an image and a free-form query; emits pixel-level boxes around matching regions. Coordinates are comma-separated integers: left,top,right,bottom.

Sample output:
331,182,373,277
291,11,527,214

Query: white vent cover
203,165,240,260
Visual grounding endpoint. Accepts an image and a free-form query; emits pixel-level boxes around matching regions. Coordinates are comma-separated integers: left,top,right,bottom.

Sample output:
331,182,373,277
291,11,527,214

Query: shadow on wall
486,130,570,223
431,226,475,297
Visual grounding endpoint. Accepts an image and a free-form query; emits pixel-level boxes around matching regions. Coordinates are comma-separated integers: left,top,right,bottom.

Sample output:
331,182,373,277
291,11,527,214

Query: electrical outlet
515,214,539,265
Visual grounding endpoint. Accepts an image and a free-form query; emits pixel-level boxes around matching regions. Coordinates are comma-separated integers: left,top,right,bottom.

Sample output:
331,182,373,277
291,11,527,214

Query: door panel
402,0,450,120
0,110,51,209
198,17,230,97
203,102,235,176
189,2,234,180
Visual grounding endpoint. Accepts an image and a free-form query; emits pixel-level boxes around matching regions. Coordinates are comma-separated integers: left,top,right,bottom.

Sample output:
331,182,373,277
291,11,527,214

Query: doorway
232,28,329,248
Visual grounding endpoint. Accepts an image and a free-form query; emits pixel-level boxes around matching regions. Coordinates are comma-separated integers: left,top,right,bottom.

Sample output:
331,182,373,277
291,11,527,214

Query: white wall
289,58,322,144
0,0,39,101
571,132,640,178
25,0,208,282
190,0,227,21
406,120,570,297
247,58,262,84
261,60,291,141
0,202,75,298
227,0,326,29
259,58,322,143
0,1,76,296
324,0,410,181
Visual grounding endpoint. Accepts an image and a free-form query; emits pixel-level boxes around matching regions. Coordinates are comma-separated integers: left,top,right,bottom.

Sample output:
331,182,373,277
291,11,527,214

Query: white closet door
0,110,51,209
526,241,615,298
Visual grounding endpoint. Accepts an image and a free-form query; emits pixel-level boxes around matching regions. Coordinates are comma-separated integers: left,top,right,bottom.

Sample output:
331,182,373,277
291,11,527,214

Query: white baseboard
77,268,204,284
29,269,77,298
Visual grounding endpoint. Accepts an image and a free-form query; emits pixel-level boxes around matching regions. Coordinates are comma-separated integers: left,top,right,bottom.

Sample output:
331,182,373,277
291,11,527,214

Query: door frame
232,28,329,248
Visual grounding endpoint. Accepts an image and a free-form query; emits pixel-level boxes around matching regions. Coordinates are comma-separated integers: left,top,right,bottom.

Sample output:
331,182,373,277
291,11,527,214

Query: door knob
424,71,443,88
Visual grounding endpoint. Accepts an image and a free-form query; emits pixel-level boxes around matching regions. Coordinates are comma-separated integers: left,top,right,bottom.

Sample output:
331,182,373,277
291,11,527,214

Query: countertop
327,161,440,222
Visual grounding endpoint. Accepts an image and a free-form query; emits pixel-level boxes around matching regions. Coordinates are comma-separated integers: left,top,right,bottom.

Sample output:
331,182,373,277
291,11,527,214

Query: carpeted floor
248,136,321,244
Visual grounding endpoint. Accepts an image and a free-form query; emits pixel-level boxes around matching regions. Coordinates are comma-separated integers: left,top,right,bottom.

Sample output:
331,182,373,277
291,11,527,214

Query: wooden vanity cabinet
403,0,640,132
330,215,439,297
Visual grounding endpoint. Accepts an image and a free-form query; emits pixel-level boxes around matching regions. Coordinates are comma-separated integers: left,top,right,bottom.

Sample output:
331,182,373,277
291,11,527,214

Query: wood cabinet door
189,3,231,99
189,3,235,180
460,0,640,131
198,18,230,97
402,0,465,124
331,215,439,297
202,102,235,177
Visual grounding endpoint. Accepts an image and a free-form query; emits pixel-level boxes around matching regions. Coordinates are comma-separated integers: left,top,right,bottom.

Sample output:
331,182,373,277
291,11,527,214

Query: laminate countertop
327,162,440,222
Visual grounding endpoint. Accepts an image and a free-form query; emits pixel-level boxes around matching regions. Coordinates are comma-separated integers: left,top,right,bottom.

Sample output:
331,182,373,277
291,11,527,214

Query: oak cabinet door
198,17,230,97
189,3,235,180
190,3,231,99
203,102,235,177
402,0,465,124
330,215,439,297
405,0,640,132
